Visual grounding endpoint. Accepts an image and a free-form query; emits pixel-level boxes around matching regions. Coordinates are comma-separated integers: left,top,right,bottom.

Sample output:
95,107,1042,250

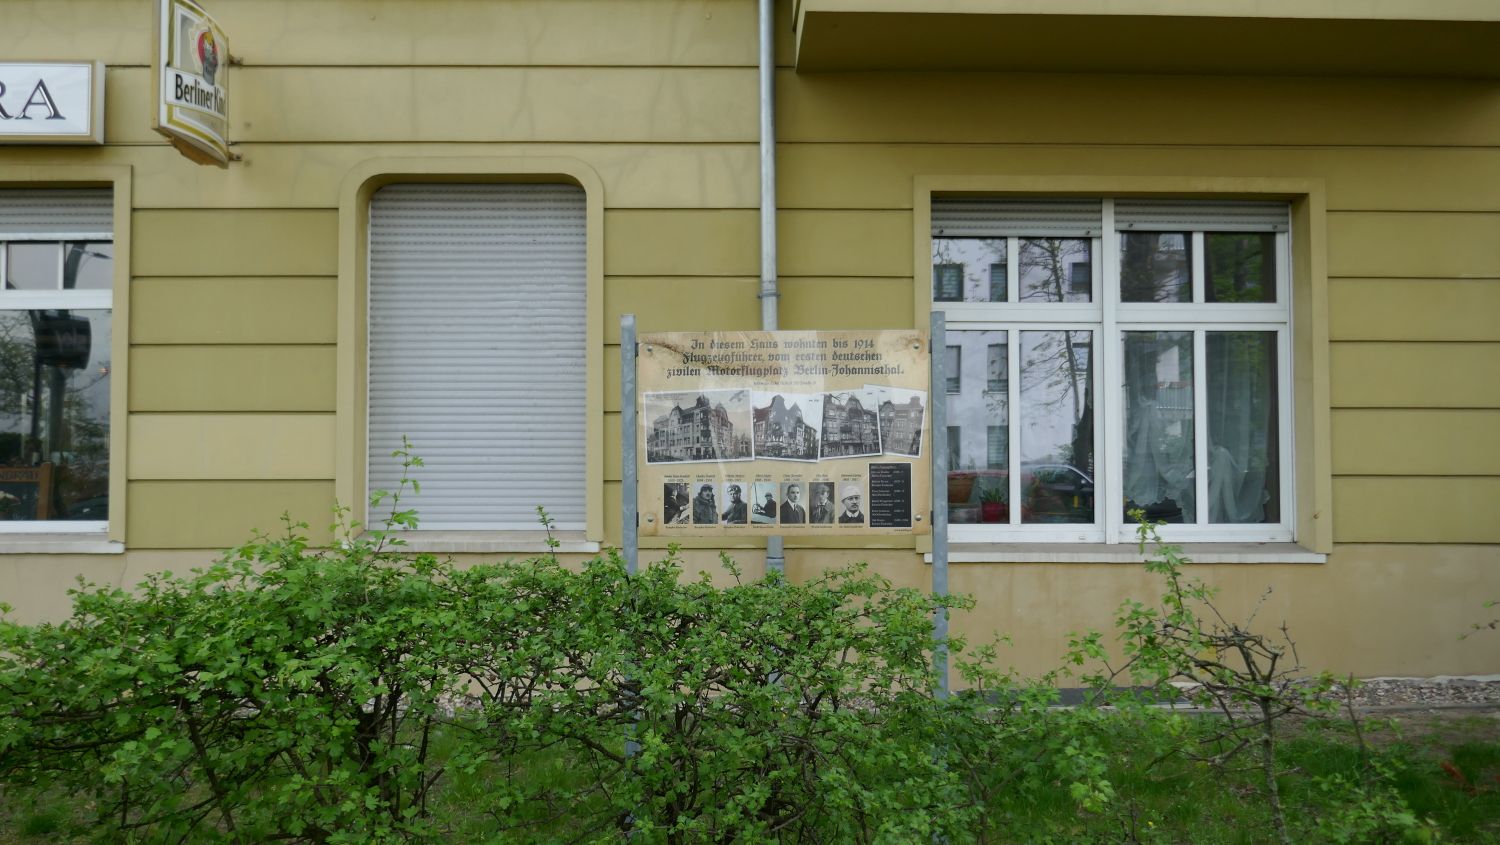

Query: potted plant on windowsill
979,485,1008,523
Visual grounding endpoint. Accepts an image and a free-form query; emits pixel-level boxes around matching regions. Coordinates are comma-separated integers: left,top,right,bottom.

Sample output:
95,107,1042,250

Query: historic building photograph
645,390,752,464
820,390,881,458
877,388,926,458
751,392,820,461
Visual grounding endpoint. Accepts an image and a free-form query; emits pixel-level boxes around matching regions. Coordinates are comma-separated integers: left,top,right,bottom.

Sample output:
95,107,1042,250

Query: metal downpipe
758,0,785,574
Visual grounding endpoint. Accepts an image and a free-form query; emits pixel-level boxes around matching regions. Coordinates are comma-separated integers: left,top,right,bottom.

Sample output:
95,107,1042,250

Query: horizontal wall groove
128,410,336,416
1331,406,1500,411
1334,474,1500,480
1329,339,1500,345
129,343,336,350
772,141,1500,151
225,63,759,70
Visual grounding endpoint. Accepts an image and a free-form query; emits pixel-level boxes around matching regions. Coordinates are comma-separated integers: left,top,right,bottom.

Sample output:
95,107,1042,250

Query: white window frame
0,229,112,534
937,198,1294,546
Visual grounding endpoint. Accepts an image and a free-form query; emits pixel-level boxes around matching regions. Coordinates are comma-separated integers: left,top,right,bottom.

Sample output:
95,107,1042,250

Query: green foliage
2,458,1483,844
0,445,982,843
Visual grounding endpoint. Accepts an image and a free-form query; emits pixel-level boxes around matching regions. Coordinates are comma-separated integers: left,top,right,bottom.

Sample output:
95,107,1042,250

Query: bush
0,507,981,843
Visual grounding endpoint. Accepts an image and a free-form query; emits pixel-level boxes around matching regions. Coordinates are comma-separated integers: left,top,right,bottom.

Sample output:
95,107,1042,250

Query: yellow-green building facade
2,0,1498,678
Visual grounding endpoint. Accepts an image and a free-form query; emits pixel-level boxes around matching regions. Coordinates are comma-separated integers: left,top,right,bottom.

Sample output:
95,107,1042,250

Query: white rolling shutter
368,183,587,530
0,189,112,237
1115,199,1288,232
932,199,1102,237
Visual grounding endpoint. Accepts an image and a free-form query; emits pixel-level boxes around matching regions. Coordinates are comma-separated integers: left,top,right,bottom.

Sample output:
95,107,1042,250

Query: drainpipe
758,0,785,574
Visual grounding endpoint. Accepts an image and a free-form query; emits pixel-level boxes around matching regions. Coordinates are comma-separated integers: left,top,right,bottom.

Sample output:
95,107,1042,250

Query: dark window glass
1206,233,1276,303
1121,232,1191,303
0,309,111,521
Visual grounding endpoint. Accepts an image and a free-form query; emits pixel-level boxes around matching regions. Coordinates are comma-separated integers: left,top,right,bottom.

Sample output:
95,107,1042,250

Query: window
0,189,112,529
933,198,1291,544
367,184,586,531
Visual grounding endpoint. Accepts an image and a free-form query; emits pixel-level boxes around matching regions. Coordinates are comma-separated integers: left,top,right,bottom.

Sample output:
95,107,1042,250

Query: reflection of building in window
986,343,1006,392
986,425,1006,469
878,396,924,455
821,392,880,457
947,426,960,471
1069,260,1091,294
650,394,749,462
752,394,817,460
0,189,114,527
934,197,1290,540
945,345,961,393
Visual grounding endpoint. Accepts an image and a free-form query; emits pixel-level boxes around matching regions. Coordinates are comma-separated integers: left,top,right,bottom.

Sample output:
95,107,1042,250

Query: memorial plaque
636,330,930,537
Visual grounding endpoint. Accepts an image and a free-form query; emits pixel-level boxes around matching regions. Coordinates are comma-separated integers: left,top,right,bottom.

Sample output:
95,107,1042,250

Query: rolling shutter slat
0,189,112,237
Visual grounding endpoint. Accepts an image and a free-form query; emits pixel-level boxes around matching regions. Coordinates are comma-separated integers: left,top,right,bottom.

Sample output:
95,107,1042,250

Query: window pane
945,330,1006,524
1207,331,1279,523
5,243,60,291
986,343,1006,392
0,310,111,521
1019,238,1091,303
1206,232,1276,303
945,345,961,393
985,425,1006,469
1123,331,1195,523
63,243,113,290
1120,232,1191,303
932,237,1006,303
1020,330,1093,523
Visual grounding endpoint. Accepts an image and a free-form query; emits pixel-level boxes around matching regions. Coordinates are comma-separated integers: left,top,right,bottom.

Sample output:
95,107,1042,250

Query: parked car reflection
947,464,1094,524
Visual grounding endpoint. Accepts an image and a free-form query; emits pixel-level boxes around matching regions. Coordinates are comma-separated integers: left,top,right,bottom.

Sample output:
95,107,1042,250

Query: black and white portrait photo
663,482,690,525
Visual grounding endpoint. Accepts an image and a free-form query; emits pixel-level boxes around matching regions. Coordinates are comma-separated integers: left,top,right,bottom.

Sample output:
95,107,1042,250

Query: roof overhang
793,0,1500,77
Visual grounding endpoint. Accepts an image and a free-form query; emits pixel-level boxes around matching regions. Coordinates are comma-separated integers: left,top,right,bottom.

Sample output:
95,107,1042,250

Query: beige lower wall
4,544,1496,680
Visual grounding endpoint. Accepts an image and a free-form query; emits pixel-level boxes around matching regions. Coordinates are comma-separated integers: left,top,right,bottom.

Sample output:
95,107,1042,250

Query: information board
637,330,930,537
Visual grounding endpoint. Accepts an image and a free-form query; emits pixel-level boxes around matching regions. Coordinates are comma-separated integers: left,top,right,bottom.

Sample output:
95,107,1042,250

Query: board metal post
930,310,949,699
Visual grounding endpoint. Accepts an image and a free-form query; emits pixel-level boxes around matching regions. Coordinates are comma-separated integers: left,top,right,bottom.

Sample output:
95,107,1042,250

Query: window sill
0,533,124,555
368,530,600,556
925,542,1325,565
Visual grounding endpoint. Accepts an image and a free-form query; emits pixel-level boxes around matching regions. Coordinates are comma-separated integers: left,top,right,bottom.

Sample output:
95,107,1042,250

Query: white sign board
153,0,230,166
0,63,105,144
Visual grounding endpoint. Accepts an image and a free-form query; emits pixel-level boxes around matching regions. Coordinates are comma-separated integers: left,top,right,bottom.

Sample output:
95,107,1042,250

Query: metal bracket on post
930,310,950,700
622,314,639,577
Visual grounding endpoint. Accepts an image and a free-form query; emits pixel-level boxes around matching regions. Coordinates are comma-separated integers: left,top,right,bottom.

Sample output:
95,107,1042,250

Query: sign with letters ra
0,63,105,145
153,0,230,167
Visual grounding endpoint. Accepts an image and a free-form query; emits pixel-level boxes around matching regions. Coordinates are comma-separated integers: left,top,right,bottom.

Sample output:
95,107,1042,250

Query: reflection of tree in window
1206,233,1275,303
1121,232,1191,303
1019,238,1091,303
1020,329,1094,479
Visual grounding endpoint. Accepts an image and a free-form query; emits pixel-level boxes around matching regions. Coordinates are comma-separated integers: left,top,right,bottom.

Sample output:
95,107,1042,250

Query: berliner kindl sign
153,0,230,167
0,63,105,145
